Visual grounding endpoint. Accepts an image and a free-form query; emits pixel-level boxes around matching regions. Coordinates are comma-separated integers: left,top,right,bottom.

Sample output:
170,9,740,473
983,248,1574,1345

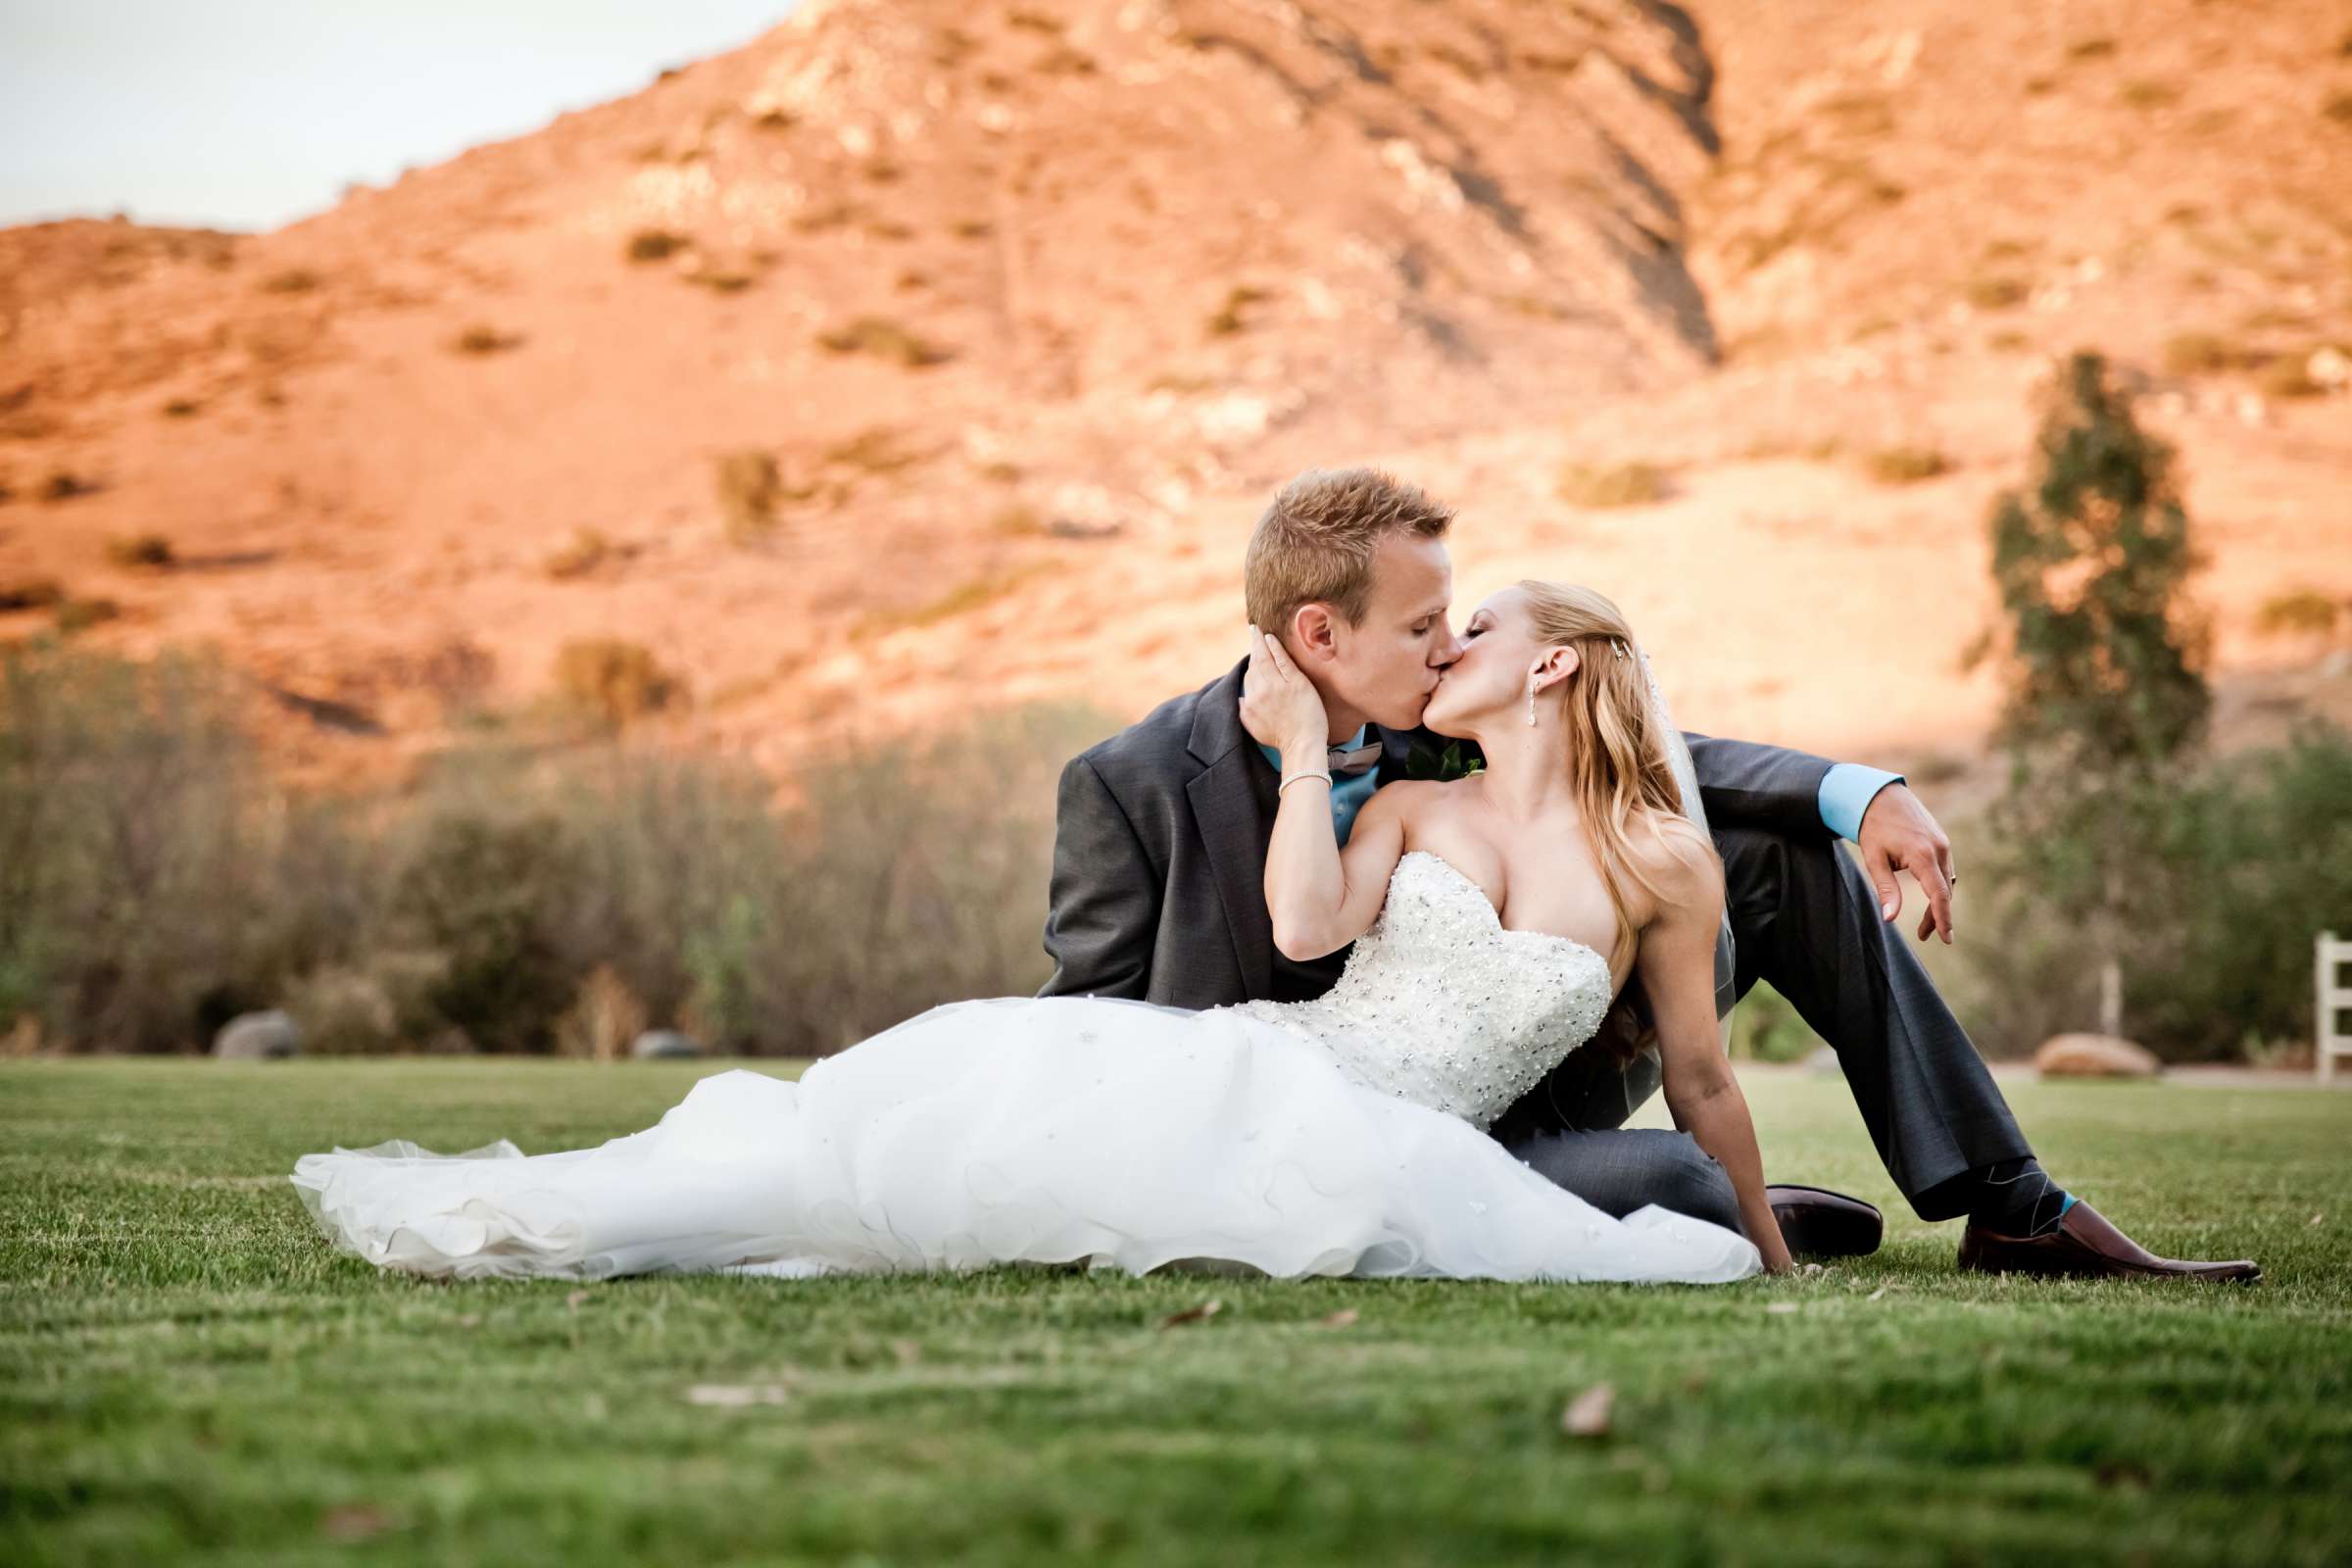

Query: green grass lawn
3,1058,2348,1566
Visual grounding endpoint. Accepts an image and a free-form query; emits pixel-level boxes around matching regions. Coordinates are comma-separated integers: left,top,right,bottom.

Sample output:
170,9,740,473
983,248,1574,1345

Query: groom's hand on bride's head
1856,783,1956,945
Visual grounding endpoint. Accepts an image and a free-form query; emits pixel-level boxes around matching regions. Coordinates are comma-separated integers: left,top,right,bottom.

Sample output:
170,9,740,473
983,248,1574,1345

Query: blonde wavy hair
1518,580,1718,1067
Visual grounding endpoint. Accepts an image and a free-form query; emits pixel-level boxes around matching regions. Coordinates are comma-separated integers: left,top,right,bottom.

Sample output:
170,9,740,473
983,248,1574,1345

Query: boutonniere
1403,737,1485,782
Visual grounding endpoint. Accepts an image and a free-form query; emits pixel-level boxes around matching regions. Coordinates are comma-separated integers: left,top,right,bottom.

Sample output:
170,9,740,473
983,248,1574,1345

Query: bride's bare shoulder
1625,809,1723,921
1363,776,1448,815
1345,776,1440,841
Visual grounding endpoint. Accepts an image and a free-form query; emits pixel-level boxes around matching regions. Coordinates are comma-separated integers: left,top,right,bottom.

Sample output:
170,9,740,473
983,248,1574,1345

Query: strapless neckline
1396,850,1612,979
1218,847,1618,1130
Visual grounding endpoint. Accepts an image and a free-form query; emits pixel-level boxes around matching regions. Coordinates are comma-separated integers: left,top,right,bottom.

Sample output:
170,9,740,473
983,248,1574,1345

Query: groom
1041,467,2258,1282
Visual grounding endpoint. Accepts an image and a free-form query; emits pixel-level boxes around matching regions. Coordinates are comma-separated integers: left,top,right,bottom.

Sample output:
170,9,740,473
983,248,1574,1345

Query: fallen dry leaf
319,1503,392,1542
1766,1301,1800,1315
1561,1383,1615,1438
683,1383,793,1407
1319,1308,1359,1329
1157,1298,1223,1330
565,1289,591,1309
1866,1285,1889,1301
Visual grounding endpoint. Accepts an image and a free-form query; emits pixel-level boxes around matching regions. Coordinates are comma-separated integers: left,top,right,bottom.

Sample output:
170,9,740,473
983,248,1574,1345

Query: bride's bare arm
1238,628,1418,960
1635,817,1794,1273
1265,775,1422,960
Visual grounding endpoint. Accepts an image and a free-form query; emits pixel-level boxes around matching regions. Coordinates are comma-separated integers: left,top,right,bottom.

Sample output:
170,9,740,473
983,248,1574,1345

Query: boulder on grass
213,1009,301,1059
2034,1033,2161,1079
631,1029,705,1060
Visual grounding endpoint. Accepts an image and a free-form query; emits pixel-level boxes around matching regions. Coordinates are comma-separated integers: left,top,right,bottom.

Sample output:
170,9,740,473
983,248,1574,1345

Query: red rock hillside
1,0,2346,792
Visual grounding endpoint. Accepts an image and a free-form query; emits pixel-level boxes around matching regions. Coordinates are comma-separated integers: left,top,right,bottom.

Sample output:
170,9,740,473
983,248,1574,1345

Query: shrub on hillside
2253,589,2343,640
814,317,953,368
1204,285,1271,337
2257,356,2324,399
626,229,689,263
103,533,174,570
1863,447,1950,484
715,450,784,543
1965,275,2027,310
2163,331,2250,375
2118,79,2180,110
543,527,612,580
991,504,1047,538
53,598,121,634
0,578,66,612
823,427,922,475
451,324,523,356
1555,461,1669,509
552,639,686,726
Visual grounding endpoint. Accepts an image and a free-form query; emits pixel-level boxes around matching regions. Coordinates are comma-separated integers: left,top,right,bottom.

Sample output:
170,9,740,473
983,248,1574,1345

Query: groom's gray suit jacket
1037,657,1838,1139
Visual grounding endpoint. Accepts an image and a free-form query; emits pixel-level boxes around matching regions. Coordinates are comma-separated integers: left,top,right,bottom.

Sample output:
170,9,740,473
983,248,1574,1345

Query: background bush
1944,717,2352,1061
6,639,2341,1064
0,643,307,1054
0,639,1117,1055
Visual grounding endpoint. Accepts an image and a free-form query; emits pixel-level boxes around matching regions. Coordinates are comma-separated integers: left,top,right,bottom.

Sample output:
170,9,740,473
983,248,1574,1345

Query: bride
290,582,1788,1285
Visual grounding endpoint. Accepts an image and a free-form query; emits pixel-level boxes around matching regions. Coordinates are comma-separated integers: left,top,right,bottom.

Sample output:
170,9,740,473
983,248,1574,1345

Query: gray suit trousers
1488,822,2033,1224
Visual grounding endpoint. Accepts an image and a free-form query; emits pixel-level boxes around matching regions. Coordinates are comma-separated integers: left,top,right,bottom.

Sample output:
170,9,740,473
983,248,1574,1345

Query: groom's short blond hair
1244,467,1453,635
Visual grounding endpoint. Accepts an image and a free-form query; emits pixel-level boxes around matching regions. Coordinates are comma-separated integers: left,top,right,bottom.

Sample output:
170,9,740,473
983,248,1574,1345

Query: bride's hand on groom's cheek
1241,625,1329,759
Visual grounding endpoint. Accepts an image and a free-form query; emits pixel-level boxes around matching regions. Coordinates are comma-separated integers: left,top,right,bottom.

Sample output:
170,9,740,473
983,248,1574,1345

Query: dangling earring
1526,671,1539,727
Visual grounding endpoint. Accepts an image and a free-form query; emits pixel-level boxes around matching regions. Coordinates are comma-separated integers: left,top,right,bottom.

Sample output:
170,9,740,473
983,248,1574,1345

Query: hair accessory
1612,639,1628,660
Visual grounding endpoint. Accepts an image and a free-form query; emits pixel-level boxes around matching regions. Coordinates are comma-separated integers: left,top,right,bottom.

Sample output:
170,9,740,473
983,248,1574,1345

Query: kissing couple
292,469,2259,1287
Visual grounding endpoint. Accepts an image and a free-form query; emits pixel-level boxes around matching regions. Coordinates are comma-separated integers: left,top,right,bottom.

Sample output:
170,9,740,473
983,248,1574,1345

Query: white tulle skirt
289,996,1761,1285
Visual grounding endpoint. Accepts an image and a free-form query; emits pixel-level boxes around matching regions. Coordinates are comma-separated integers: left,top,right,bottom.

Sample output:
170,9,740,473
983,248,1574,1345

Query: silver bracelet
1279,769,1334,794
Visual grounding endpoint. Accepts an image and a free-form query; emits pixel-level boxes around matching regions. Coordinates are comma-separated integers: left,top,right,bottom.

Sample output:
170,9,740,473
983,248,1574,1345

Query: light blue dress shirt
1255,728,1903,847
1255,724,1385,847
1816,762,1905,843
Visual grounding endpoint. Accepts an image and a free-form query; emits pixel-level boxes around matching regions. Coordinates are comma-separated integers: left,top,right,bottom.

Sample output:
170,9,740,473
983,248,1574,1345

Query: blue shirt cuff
1818,762,1904,843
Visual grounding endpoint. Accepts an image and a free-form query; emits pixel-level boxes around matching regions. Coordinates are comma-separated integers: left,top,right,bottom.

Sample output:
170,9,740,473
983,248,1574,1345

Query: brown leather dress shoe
1957,1199,2261,1282
1767,1183,1883,1258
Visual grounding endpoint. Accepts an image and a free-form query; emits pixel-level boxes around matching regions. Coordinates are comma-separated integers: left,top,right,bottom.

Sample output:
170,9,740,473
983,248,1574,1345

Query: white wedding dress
289,851,1761,1284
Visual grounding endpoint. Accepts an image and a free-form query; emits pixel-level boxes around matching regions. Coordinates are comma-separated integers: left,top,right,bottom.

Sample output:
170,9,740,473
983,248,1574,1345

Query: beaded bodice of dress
1215,851,1617,1131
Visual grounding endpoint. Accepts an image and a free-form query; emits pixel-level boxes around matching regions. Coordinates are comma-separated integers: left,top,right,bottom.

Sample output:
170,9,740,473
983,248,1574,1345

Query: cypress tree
1974,350,2212,1039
